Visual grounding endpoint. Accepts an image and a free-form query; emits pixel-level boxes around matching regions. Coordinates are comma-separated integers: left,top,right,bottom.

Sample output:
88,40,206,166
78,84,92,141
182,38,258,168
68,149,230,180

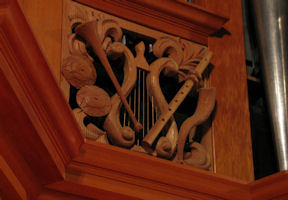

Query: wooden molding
0,0,287,200
0,0,83,197
74,0,228,45
0,155,27,200
54,141,251,200
0,0,83,164
250,171,288,200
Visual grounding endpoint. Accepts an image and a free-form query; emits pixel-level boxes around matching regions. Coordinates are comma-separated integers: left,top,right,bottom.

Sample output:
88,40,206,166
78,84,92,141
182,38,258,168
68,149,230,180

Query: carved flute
142,51,213,152
75,21,142,131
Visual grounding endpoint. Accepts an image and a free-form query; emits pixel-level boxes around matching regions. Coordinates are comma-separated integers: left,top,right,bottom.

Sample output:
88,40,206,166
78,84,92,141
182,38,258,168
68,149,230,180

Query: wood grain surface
0,0,83,190
250,171,288,200
0,70,41,199
75,0,227,45
37,190,92,200
206,0,254,181
0,155,27,200
17,0,62,83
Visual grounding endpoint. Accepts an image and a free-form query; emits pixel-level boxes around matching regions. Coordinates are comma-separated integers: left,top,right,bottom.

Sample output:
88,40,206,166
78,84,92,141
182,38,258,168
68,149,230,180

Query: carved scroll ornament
61,11,216,170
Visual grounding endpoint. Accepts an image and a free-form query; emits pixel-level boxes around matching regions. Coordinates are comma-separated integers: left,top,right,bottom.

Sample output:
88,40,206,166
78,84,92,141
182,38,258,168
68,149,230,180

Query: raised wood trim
0,0,83,164
0,0,83,196
0,155,27,200
60,141,251,200
0,0,287,200
250,171,288,200
74,0,228,45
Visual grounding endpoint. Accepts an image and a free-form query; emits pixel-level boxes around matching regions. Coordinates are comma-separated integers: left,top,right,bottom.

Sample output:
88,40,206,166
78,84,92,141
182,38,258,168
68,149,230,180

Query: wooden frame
0,0,287,199
72,0,255,182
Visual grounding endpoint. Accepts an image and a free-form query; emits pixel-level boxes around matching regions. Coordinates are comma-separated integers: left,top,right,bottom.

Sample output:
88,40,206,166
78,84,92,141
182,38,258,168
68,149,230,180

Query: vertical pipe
252,0,288,170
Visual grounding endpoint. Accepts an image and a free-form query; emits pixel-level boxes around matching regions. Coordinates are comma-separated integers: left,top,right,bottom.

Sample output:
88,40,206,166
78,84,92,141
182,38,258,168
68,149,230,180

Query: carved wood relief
61,0,215,170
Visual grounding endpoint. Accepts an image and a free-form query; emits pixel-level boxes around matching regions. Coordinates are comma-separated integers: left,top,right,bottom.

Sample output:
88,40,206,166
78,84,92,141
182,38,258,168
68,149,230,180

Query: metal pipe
252,0,288,170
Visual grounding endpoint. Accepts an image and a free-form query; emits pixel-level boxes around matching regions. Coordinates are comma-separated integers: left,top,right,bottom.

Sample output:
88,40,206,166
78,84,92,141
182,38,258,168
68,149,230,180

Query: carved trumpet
75,20,142,131
142,51,213,153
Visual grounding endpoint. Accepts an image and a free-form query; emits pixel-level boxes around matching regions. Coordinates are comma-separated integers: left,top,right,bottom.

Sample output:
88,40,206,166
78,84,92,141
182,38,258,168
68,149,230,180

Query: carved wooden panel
0,0,286,200
61,0,215,170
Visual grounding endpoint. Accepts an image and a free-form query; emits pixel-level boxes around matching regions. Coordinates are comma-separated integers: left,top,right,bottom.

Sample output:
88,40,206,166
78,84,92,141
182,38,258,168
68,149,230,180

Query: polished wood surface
0,155,27,200
0,68,42,199
250,171,288,200
38,190,92,200
62,140,250,200
0,1,83,198
206,0,254,181
18,0,62,82
75,0,227,45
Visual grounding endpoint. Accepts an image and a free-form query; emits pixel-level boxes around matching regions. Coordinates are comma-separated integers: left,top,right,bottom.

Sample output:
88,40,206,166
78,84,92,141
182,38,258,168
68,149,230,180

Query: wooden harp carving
61,1,216,170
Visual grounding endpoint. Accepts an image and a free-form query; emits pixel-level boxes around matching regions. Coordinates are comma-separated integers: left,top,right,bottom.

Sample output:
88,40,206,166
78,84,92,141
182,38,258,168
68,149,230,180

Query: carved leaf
180,40,207,69
96,16,123,44
68,4,87,27
153,37,183,65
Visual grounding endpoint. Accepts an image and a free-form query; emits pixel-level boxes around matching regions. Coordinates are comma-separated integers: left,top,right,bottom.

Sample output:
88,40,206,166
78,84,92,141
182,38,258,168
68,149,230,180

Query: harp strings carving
62,4,215,170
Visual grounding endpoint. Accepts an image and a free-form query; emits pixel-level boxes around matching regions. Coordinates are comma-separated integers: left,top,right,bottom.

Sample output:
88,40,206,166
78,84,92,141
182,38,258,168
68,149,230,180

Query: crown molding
74,0,228,45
